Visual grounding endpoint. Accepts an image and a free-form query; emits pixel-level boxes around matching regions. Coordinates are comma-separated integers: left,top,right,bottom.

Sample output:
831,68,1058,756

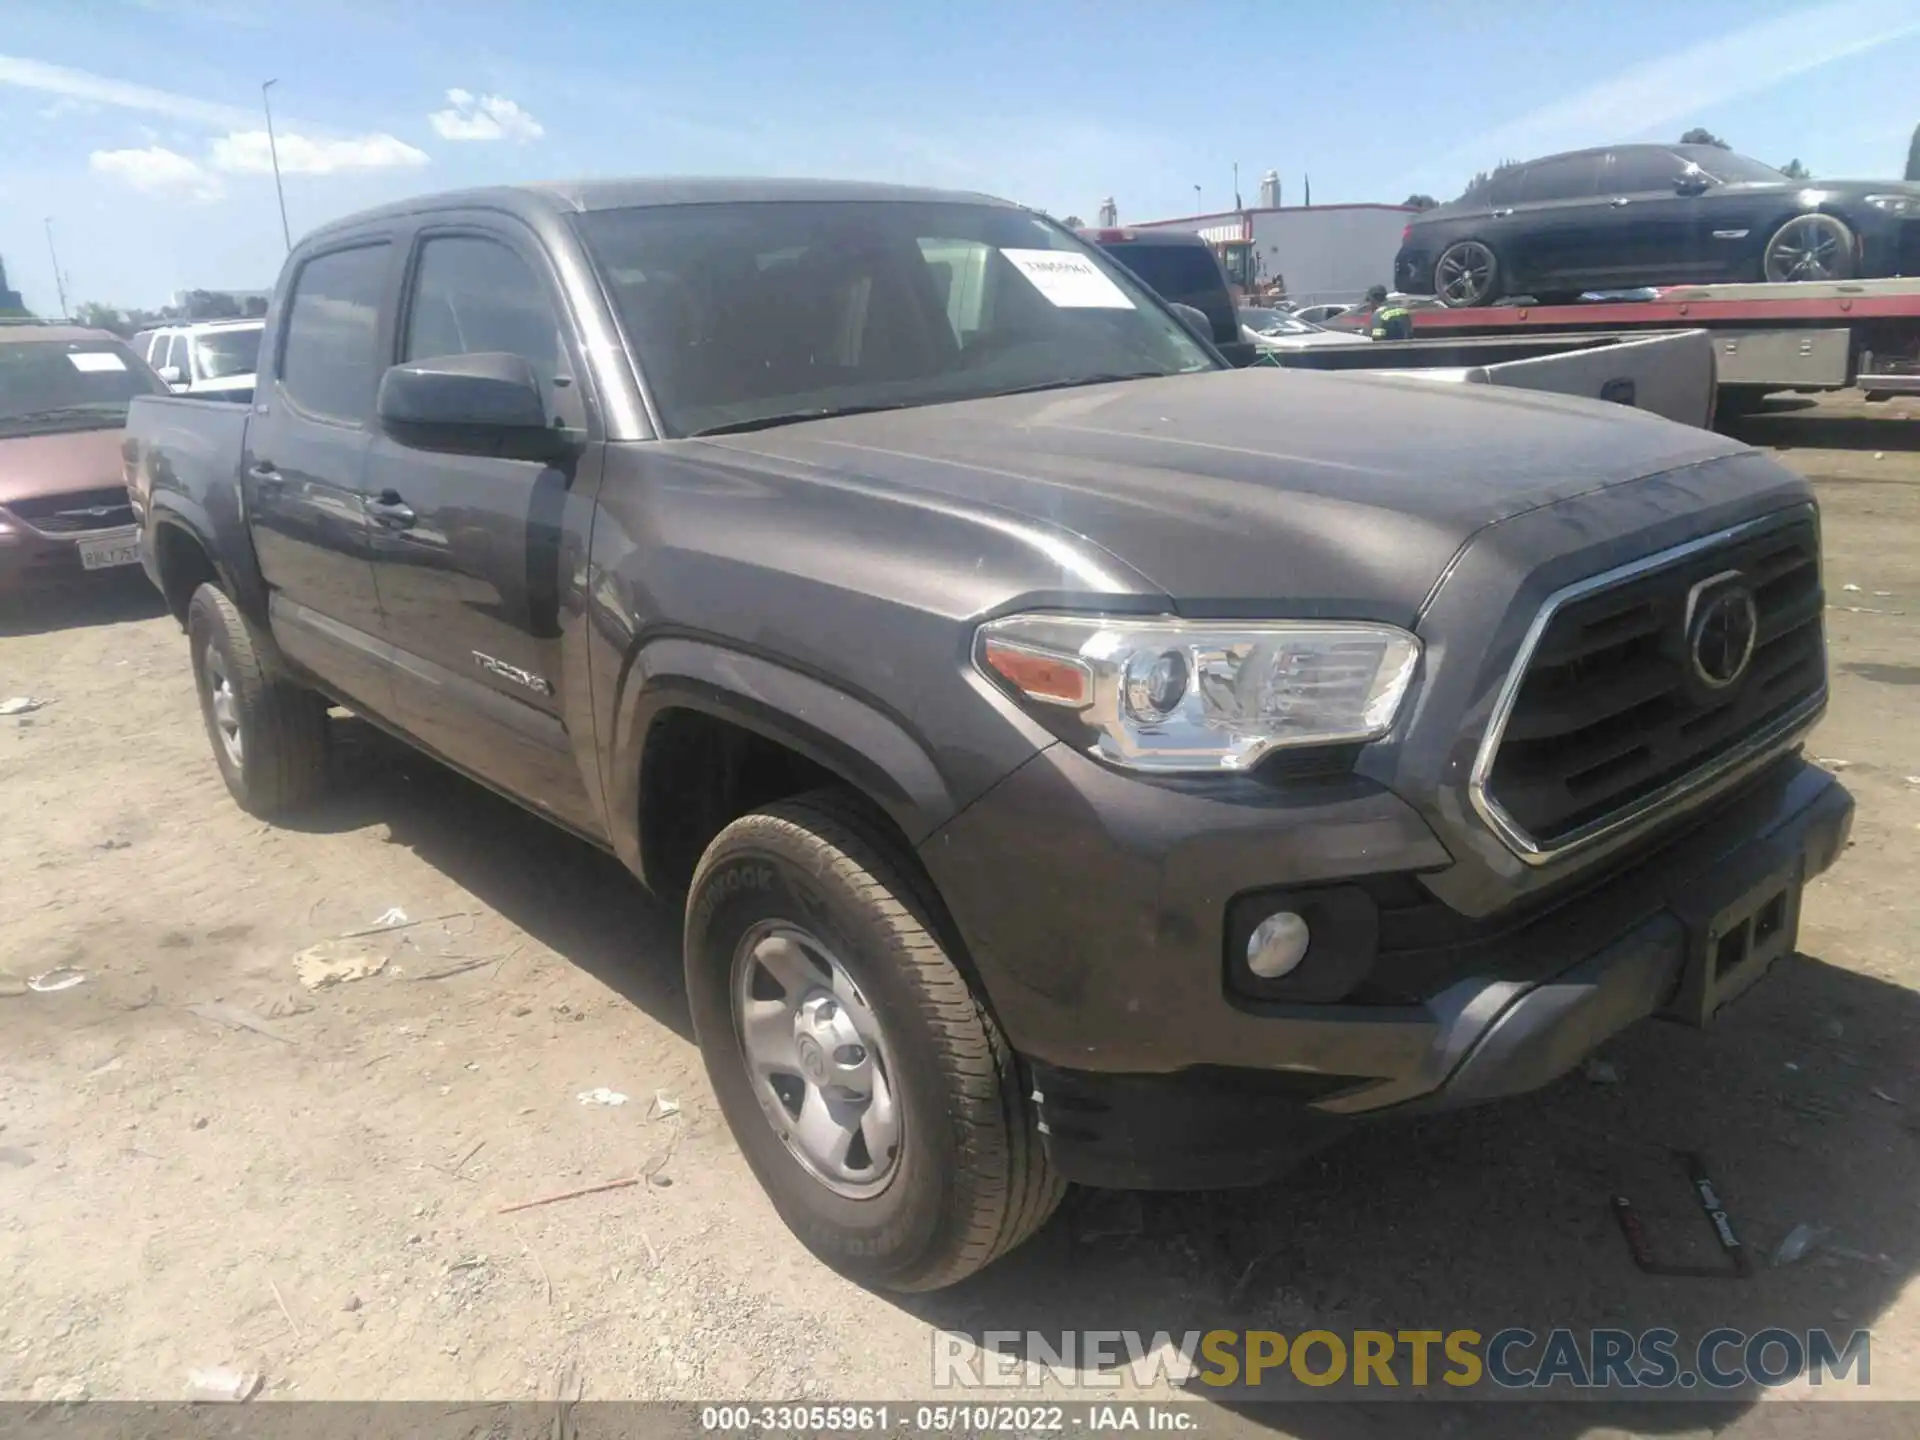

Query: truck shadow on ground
1725,409,1920,453
285,712,693,1041
900,951,1918,1436
0,572,166,637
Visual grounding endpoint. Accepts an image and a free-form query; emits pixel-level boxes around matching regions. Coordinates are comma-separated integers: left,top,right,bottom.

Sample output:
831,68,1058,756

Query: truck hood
0,425,128,506
702,366,1747,619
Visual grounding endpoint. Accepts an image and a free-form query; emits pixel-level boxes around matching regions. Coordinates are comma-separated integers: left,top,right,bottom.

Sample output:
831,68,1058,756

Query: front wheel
1433,239,1501,307
685,791,1063,1291
1762,213,1856,283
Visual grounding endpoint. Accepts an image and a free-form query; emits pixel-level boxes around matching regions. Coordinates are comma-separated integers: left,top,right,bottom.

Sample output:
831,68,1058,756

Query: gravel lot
2,392,1917,1434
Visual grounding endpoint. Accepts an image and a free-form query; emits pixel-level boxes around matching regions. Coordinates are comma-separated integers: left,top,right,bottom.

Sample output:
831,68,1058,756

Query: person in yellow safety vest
1367,284,1414,341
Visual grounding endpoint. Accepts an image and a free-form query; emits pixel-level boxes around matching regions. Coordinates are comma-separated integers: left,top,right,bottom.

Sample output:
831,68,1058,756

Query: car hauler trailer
1326,276,1920,411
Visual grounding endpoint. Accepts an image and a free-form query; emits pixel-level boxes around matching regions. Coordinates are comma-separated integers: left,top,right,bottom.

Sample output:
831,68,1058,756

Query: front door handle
1491,207,1514,218
1610,197,1632,207
367,492,417,529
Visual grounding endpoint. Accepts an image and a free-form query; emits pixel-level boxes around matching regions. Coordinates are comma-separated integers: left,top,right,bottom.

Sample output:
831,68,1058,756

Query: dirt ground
3,392,1918,1434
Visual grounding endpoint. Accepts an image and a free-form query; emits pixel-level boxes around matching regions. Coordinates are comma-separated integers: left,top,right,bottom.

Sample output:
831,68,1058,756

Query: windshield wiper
986,372,1170,398
693,402,916,437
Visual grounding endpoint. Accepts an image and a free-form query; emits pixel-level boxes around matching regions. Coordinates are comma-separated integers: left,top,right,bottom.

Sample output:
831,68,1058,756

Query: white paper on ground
1000,249,1134,309
67,351,128,373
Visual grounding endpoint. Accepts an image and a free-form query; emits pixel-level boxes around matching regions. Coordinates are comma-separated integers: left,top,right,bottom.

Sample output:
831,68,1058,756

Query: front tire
685,791,1063,1291
1433,238,1501,307
1762,213,1856,283
187,583,329,818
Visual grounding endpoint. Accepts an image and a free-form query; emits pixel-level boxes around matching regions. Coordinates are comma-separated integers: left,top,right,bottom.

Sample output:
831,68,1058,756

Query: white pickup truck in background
129,320,265,404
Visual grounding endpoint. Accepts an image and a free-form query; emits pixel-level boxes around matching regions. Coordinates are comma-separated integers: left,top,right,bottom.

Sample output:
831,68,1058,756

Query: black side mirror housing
1167,302,1213,345
1674,172,1713,197
376,351,573,461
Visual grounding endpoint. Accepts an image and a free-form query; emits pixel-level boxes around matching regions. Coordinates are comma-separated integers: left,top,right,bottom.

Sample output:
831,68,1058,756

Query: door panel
1500,153,1608,292
245,241,395,712
1589,150,1706,284
364,227,602,833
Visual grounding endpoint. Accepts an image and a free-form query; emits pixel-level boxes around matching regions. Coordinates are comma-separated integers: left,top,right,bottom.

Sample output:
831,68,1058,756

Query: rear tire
1433,239,1501,307
685,790,1064,1291
187,583,329,818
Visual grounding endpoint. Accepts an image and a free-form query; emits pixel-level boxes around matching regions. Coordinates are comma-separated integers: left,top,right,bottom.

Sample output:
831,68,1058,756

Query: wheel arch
607,637,961,897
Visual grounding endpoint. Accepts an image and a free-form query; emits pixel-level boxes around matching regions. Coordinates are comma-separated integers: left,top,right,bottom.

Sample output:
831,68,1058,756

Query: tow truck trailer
1323,275,1920,413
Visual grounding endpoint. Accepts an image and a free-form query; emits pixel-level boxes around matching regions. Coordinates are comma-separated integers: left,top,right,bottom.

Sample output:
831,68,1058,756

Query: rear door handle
1610,197,1632,207
367,492,417,530
248,460,283,490
1491,207,1514,217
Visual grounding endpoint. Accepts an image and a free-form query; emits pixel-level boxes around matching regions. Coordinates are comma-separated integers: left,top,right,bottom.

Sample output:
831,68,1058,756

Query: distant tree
1403,193,1438,211
182,289,242,320
1906,122,1920,182
1061,214,1085,229
1779,158,1811,180
1460,159,1522,201
243,295,269,317
1679,127,1731,149
73,301,131,336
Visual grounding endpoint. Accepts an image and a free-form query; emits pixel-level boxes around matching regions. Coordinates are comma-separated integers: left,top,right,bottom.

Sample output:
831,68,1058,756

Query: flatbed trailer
1327,276,1920,408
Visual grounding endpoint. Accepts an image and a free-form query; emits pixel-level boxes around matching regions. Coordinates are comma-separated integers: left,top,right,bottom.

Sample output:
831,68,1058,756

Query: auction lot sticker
1001,249,1135,308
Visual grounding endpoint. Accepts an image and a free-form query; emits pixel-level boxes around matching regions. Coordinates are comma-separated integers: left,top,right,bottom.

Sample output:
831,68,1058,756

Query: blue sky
3,0,1918,311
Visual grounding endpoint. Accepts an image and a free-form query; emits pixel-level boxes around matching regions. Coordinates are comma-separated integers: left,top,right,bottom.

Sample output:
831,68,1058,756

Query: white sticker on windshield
1000,248,1135,309
67,351,127,373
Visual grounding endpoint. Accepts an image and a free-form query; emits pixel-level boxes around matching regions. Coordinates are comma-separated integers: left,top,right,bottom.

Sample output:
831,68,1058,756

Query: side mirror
156,365,184,387
1167,302,1213,344
1674,172,1713,196
376,351,571,461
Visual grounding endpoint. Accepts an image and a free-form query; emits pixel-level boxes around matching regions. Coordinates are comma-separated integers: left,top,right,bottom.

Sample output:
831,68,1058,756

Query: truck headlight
976,613,1420,773
1864,194,1920,215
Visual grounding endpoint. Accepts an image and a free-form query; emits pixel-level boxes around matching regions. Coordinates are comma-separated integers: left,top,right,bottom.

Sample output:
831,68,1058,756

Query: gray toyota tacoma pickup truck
123,178,1852,1292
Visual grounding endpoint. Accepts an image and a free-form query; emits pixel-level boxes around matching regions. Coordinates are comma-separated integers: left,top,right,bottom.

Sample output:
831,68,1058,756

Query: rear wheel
685,791,1063,1291
187,583,329,817
1434,239,1501,307
1762,214,1856,283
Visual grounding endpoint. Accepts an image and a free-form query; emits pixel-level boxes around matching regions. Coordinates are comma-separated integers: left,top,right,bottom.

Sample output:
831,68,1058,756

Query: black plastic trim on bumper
1028,766,1852,1190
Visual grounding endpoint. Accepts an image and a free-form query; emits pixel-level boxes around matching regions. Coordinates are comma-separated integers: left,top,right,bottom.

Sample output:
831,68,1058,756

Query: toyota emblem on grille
1685,571,1759,690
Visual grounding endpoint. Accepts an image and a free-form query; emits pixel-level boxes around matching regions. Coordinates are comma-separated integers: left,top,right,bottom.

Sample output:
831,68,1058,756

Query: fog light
1246,911,1311,979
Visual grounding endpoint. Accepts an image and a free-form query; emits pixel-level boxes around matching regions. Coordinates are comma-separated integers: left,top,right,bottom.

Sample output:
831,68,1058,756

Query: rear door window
278,243,390,424
1517,155,1604,203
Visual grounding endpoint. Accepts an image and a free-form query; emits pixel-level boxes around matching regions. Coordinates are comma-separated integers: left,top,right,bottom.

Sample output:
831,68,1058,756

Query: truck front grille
1478,513,1825,853
7,487,135,534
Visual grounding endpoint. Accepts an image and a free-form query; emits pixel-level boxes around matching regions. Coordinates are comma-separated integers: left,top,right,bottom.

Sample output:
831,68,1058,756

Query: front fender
604,636,961,885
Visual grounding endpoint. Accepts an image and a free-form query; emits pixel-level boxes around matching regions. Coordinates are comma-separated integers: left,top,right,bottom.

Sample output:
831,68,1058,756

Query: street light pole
262,79,291,252
1192,184,1202,213
43,217,69,319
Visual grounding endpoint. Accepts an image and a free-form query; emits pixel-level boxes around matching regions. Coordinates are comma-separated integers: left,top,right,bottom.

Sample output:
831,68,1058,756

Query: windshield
577,201,1216,436
193,327,263,380
1239,307,1318,336
1692,151,1790,185
0,339,162,434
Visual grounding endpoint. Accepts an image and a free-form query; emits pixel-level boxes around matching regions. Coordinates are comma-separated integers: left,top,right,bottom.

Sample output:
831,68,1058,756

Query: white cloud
429,88,543,142
1407,0,1920,192
210,129,429,175
89,145,223,200
0,52,256,128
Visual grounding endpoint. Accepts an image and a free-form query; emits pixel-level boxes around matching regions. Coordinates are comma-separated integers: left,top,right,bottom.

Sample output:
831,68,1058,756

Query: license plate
77,528,141,571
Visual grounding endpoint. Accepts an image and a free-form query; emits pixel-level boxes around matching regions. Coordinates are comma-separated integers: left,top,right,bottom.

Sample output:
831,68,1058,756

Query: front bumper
0,522,144,595
923,742,1850,1190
